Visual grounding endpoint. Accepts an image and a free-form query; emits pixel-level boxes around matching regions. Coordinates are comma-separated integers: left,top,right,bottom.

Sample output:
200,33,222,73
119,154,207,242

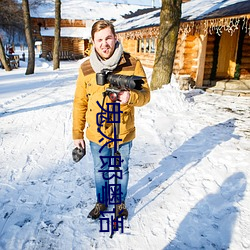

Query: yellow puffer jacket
72,52,150,148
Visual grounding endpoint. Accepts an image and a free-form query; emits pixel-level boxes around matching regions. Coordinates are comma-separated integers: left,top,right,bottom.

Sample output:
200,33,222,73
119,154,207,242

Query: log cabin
31,18,92,60
115,0,250,93
30,1,152,61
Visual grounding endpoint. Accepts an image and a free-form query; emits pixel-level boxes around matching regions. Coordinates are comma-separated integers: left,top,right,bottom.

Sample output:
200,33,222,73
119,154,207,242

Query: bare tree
0,0,23,71
0,37,11,71
151,0,182,90
29,0,47,8
53,0,61,70
22,0,35,75
0,0,24,37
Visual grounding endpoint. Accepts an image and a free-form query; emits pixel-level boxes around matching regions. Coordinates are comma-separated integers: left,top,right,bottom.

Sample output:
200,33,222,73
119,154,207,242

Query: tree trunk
22,0,35,75
53,0,61,70
151,0,182,90
0,37,11,71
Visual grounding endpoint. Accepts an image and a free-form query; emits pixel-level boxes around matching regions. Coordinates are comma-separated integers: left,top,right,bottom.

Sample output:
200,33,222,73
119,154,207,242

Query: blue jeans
90,141,132,205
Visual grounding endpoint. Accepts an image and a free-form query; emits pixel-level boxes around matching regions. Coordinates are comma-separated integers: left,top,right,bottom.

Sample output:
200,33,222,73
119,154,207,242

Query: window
137,38,156,54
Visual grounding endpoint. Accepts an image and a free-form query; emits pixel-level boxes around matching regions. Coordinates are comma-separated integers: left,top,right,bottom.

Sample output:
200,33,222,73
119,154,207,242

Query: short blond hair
91,20,116,40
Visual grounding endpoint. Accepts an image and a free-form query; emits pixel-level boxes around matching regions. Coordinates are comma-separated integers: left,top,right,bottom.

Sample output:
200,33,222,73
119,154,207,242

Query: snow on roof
30,0,151,20
114,0,250,32
114,8,160,32
182,0,250,21
40,27,91,39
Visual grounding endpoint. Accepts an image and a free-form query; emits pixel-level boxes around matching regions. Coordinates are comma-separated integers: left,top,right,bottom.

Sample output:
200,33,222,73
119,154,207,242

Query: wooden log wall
72,38,87,56
173,34,185,75
173,34,199,80
240,35,250,79
203,33,216,82
41,37,86,58
183,35,198,79
120,39,137,54
61,38,74,52
134,53,156,68
41,37,53,57
32,18,86,29
120,38,156,68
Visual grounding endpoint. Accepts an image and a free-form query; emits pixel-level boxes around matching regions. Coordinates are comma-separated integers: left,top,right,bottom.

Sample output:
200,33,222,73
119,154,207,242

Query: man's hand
74,139,85,149
117,90,130,105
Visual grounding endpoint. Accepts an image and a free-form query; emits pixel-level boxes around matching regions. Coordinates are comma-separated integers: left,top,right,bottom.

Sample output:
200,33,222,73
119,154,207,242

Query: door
216,30,239,79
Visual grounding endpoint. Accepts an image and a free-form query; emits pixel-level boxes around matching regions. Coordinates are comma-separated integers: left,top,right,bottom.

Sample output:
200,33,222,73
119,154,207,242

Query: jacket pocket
120,106,135,134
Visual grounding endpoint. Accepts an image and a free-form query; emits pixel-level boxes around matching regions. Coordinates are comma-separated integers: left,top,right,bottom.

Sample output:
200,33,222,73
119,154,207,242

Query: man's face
93,27,117,60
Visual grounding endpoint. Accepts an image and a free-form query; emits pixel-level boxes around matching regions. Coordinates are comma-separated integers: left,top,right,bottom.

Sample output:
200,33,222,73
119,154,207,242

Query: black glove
72,146,86,162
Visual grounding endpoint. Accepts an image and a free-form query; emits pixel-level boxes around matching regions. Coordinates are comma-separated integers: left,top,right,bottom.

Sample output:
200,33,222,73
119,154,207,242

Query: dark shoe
88,202,107,220
116,202,128,219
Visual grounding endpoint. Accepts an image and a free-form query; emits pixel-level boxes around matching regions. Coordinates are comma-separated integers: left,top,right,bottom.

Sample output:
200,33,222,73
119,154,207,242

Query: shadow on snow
0,100,73,117
128,118,239,212
127,118,242,248
164,172,247,249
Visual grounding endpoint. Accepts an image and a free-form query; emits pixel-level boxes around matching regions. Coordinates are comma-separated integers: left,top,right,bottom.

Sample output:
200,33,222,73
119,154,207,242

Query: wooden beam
195,32,207,87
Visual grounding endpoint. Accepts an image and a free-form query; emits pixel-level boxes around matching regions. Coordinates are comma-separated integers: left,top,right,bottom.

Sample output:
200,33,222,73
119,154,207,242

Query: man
72,20,150,220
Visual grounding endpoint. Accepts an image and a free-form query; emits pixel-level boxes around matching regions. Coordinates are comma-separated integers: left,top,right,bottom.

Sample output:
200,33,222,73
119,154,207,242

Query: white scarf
90,41,123,73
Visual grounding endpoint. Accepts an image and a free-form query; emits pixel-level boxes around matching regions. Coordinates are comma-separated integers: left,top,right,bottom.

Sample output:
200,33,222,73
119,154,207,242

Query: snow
30,0,152,20
94,0,161,7
114,9,160,32
114,0,249,32
0,49,250,249
40,27,92,39
181,0,249,21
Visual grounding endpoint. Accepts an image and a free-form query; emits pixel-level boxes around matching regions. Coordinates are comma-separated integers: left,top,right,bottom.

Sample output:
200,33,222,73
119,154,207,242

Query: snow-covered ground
0,50,250,250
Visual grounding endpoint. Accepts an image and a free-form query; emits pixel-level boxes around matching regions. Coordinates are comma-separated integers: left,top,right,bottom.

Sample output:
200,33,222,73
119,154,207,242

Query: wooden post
195,32,207,88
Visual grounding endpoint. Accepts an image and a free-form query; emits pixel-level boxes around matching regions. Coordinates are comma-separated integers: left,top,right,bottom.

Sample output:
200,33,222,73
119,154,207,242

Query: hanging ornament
179,15,250,37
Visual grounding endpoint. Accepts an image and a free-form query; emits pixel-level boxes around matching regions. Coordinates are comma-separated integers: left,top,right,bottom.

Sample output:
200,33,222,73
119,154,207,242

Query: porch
205,79,250,97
